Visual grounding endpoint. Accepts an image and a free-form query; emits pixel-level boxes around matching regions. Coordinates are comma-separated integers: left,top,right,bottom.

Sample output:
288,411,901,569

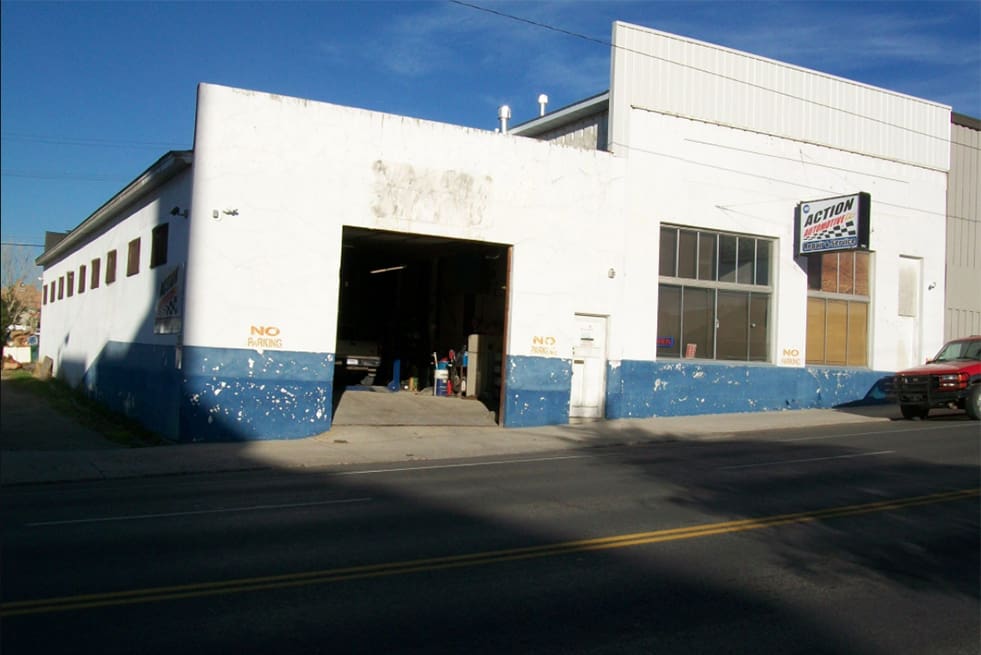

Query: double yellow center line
3,487,977,617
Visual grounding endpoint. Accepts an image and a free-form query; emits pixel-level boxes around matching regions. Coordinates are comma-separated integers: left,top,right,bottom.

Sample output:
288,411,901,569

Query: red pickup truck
894,335,981,420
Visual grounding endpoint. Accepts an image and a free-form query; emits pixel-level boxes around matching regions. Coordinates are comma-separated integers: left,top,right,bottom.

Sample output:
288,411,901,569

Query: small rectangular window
66,271,75,297
677,230,698,279
697,233,717,280
127,238,141,277
755,241,770,286
736,238,755,285
91,258,101,289
50,281,56,303
58,276,65,300
79,265,87,294
150,223,169,269
659,227,677,277
718,235,737,283
43,285,48,305
106,250,117,285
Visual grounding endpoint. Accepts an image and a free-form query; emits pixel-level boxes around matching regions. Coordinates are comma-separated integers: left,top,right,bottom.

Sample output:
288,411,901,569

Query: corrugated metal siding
945,120,981,339
531,112,608,151
611,22,950,171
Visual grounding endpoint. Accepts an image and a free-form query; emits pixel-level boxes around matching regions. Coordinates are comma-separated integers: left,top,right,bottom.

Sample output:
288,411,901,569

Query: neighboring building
37,22,960,442
945,113,981,340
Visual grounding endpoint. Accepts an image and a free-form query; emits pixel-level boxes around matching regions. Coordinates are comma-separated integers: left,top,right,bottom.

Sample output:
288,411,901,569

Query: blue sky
2,0,979,271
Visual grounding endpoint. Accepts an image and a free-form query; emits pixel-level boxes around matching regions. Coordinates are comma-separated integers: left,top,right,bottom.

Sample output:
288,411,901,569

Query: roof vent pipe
538,94,548,117
498,105,511,134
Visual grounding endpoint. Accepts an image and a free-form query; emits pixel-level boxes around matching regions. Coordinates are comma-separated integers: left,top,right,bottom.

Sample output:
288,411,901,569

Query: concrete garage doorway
333,227,509,426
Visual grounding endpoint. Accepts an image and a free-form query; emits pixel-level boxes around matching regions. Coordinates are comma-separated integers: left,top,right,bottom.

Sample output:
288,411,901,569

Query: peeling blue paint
503,355,571,428
606,360,893,419
180,346,334,442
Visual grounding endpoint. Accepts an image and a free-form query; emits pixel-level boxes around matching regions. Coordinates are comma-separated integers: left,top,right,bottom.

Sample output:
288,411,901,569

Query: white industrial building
37,22,969,442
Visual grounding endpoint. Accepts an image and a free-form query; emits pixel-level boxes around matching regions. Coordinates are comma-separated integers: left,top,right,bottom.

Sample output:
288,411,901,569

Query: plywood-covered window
91,258,101,290
127,238,141,277
806,251,870,366
658,225,773,361
106,250,117,285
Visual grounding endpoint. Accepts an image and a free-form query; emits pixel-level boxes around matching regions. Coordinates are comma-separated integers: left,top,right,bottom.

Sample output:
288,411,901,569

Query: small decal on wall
531,335,557,356
248,325,283,349
780,347,802,366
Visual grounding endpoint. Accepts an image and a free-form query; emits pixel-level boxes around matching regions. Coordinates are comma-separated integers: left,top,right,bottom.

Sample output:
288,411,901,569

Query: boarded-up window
106,250,117,285
806,251,871,366
897,256,920,317
91,258,101,290
127,238,141,277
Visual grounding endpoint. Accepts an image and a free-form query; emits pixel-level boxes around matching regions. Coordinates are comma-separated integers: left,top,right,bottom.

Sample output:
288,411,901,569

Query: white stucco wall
618,110,948,371
185,83,627,362
38,169,192,385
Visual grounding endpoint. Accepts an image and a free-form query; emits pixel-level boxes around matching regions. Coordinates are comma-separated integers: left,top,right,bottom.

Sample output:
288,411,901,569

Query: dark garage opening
333,227,509,425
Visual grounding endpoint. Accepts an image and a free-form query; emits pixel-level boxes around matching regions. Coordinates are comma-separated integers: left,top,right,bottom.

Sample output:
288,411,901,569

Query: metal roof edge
510,91,610,137
36,150,193,267
952,112,981,132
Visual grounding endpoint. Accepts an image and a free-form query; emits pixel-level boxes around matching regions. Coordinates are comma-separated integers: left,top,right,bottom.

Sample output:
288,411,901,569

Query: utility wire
448,0,976,150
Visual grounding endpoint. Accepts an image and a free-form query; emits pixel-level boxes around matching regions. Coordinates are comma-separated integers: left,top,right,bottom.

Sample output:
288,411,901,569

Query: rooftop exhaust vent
498,105,511,134
538,94,548,116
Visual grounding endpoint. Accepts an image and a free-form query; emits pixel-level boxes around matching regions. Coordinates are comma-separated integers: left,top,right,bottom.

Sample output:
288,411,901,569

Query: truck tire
966,385,981,420
900,404,927,420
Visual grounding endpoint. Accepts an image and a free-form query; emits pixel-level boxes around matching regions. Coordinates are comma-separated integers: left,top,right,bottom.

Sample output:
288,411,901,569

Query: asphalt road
2,418,978,654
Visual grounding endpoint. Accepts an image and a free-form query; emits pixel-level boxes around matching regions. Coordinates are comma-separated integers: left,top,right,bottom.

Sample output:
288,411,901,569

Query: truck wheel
966,385,981,420
900,404,927,420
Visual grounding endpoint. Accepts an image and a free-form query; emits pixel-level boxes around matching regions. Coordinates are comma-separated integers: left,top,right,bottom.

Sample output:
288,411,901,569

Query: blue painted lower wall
504,355,572,428
180,346,334,443
77,342,334,442
606,359,894,419
78,345,891,440
83,341,182,440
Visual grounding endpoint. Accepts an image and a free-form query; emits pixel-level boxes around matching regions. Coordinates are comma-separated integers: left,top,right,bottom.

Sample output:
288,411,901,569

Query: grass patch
2,369,167,447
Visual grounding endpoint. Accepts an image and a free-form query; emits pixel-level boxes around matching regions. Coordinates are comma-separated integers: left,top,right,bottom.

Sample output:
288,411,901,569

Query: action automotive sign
795,192,870,255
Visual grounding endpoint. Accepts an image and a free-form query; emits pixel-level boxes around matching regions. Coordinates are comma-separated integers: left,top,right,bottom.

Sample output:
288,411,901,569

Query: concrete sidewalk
1,383,904,485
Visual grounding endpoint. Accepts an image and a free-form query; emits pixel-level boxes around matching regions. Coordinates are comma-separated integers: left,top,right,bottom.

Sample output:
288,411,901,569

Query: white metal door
570,314,607,419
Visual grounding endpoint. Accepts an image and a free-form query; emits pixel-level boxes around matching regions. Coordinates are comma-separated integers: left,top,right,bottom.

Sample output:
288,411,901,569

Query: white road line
718,450,895,470
28,497,372,527
330,454,594,476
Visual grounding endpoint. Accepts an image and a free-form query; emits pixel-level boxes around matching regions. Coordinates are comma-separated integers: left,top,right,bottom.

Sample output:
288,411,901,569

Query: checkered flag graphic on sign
811,219,855,241
160,294,179,317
